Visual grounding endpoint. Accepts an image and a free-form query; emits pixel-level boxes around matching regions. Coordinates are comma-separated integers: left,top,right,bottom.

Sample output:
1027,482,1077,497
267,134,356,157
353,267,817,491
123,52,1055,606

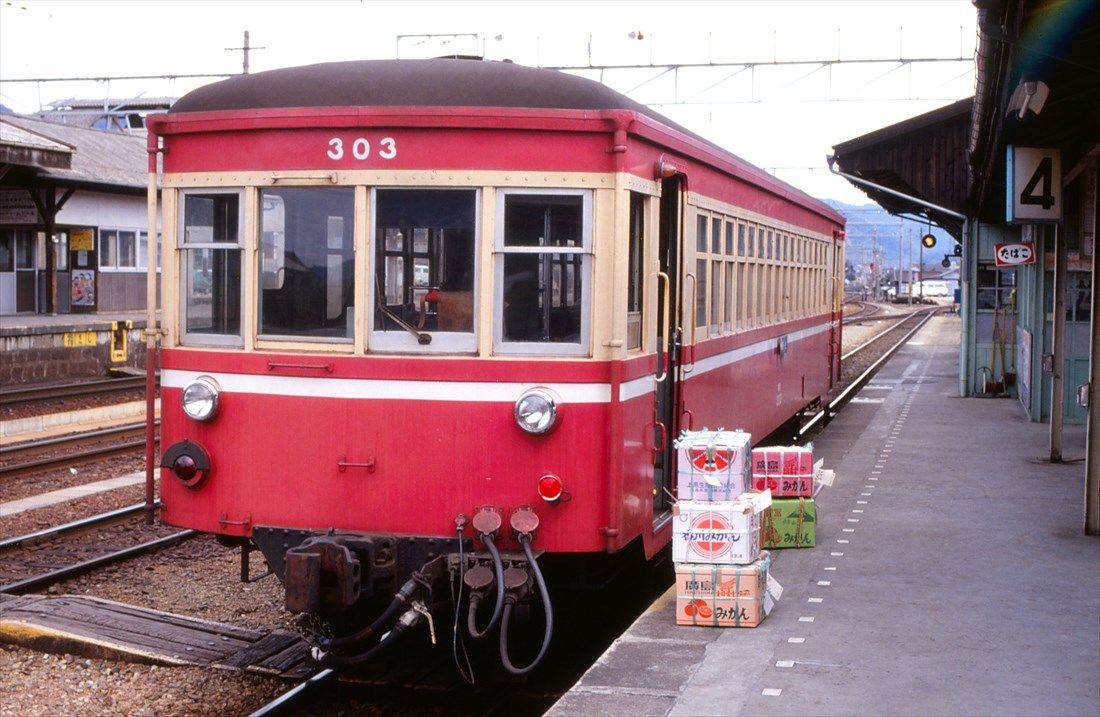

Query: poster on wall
71,270,96,307
70,228,95,251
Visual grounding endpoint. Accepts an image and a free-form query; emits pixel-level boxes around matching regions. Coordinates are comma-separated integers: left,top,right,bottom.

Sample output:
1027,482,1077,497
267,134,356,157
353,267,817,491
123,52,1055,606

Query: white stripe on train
162,323,831,404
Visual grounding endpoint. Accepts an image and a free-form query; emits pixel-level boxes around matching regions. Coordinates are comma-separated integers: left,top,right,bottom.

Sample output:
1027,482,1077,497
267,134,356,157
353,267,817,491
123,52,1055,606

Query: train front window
372,189,477,352
258,187,355,341
495,190,591,355
179,191,243,346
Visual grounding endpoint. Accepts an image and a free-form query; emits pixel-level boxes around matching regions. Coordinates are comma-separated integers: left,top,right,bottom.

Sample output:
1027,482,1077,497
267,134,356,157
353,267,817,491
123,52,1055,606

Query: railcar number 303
326,136,398,161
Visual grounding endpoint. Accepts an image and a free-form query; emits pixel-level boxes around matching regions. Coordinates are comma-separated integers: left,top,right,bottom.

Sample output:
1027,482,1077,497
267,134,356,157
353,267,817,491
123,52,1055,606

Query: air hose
499,534,553,676
467,533,506,639
316,575,420,650
312,608,422,666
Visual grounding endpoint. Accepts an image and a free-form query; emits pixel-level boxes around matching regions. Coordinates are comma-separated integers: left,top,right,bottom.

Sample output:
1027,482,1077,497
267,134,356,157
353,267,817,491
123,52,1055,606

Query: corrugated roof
0,115,146,189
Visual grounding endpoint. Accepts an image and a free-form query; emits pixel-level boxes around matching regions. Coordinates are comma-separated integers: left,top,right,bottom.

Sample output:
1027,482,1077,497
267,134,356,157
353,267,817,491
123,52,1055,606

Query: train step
0,593,313,680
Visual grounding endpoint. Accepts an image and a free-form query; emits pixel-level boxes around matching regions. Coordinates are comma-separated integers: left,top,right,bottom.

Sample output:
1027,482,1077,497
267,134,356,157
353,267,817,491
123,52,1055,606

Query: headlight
181,376,220,422
514,388,560,435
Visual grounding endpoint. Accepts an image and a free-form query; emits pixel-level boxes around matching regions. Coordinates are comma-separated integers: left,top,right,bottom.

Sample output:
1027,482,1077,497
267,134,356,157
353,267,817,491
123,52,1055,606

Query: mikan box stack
674,554,772,627
751,445,814,497
671,429,778,628
675,429,751,501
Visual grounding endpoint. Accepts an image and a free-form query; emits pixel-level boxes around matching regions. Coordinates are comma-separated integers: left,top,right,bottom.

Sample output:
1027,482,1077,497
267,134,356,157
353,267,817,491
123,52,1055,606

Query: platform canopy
830,98,971,240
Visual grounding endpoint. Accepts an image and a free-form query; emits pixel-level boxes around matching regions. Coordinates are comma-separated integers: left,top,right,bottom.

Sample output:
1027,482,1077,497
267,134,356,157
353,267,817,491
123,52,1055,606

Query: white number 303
327,137,397,161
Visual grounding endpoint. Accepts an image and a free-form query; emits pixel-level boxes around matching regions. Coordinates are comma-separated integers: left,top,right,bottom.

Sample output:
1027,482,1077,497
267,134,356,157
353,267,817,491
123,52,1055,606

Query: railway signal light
921,233,937,249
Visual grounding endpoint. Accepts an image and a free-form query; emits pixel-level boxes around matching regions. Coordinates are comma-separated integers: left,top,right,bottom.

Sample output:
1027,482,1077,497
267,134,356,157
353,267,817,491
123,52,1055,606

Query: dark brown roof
170,59,669,120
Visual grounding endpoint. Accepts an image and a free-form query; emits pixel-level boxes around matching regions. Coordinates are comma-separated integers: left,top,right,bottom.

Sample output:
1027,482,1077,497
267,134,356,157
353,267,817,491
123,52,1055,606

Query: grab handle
655,271,670,384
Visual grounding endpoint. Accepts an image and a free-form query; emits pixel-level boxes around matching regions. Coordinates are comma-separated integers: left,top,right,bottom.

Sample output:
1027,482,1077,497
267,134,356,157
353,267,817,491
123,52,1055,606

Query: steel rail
0,529,197,595
0,376,149,407
0,502,157,552
799,308,937,437
1,420,155,456
247,669,339,717
840,312,924,362
1,436,154,479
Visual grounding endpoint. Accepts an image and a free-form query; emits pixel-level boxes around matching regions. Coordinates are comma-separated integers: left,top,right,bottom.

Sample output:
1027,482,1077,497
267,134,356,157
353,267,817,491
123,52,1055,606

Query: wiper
377,301,432,345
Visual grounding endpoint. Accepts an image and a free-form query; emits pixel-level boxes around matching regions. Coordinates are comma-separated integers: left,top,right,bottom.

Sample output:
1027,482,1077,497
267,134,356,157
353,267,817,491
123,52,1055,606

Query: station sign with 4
1006,145,1062,223
994,242,1036,267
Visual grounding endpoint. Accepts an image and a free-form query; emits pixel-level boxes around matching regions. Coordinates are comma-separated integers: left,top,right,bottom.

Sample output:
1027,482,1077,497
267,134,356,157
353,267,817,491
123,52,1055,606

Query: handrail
655,271,670,384
683,272,697,374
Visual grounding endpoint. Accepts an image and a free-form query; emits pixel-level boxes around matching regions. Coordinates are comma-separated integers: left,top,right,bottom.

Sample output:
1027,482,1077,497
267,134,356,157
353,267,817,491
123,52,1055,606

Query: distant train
147,58,845,674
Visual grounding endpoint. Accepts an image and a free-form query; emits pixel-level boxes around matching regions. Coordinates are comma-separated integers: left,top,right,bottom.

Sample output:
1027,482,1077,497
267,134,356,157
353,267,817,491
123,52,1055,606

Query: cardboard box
675,553,771,627
671,495,767,565
674,429,751,501
751,445,813,497
761,497,816,548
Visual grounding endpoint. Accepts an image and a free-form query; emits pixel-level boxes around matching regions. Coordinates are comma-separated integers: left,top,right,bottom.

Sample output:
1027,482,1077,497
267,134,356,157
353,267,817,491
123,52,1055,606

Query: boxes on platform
675,552,772,627
751,444,814,497
671,492,770,565
675,429,751,501
761,497,816,548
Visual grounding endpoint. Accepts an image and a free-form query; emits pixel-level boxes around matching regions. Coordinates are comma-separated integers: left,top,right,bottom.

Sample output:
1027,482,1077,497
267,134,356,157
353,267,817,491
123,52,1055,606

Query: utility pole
897,220,903,303
226,31,265,74
871,227,878,301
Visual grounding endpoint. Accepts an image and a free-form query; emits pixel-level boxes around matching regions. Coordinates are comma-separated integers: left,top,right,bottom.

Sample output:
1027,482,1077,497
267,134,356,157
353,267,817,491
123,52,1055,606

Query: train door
653,175,684,520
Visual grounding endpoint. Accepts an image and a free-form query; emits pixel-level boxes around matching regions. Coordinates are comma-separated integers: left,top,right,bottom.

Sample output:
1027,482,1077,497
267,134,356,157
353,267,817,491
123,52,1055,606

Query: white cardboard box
674,429,752,501
671,493,769,565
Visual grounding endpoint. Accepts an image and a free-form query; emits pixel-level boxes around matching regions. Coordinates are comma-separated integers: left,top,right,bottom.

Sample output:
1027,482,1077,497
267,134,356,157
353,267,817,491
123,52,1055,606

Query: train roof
172,59,673,122
168,59,843,227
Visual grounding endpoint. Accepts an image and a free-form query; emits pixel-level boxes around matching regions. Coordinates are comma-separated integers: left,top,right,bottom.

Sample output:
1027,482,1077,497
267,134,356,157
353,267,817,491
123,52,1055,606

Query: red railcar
147,59,844,672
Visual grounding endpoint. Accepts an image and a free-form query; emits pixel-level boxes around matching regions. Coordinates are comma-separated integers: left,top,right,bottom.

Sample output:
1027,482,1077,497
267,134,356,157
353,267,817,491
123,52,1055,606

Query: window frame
369,187,481,354
255,186,357,345
492,187,593,357
177,188,246,348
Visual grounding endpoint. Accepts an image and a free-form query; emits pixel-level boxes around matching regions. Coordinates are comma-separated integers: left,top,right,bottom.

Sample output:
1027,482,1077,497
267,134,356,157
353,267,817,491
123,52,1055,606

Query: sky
0,0,977,204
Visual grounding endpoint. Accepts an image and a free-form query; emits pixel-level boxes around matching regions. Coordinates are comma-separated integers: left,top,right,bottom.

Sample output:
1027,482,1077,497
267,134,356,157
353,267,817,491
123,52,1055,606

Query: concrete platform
549,316,1100,717
0,311,152,385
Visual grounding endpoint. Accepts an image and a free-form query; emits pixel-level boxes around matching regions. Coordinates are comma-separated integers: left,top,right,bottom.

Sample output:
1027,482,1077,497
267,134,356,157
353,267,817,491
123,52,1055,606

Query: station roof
0,115,147,194
831,98,971,240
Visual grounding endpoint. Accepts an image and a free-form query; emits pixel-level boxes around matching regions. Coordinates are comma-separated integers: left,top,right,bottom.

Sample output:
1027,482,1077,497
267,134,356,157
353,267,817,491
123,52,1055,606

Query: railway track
0,511,195,595
0,421,157,479
801,307,938,436
0,375,152,407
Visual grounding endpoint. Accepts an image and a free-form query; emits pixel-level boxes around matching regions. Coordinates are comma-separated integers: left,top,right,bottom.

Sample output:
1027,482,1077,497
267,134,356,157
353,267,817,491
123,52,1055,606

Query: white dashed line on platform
798,616,815,622
776,660,795,668
788,637,806,643
762,688,783,697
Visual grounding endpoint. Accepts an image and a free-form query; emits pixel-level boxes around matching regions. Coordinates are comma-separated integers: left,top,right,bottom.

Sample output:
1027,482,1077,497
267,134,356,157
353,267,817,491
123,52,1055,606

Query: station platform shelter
549,314,1099,717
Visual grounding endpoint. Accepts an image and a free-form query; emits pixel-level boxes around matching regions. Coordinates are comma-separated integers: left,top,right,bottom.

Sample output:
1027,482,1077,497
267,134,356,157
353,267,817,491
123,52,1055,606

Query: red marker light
537,474,564,502
173,455,198,482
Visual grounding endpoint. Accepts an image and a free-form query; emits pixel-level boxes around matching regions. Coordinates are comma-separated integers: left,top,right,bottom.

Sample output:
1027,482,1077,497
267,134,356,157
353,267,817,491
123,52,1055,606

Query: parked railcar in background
146,58,845,674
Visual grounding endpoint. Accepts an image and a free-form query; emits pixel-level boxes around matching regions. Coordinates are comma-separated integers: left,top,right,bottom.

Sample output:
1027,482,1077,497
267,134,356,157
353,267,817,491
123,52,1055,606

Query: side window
259,187,355,341
695,214,707,329
627,192,645,350
496,190,591,354
1068,271,1090,323
373,188,477,352
99,229,116,269
977,265,1016,312
180,191,243,345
